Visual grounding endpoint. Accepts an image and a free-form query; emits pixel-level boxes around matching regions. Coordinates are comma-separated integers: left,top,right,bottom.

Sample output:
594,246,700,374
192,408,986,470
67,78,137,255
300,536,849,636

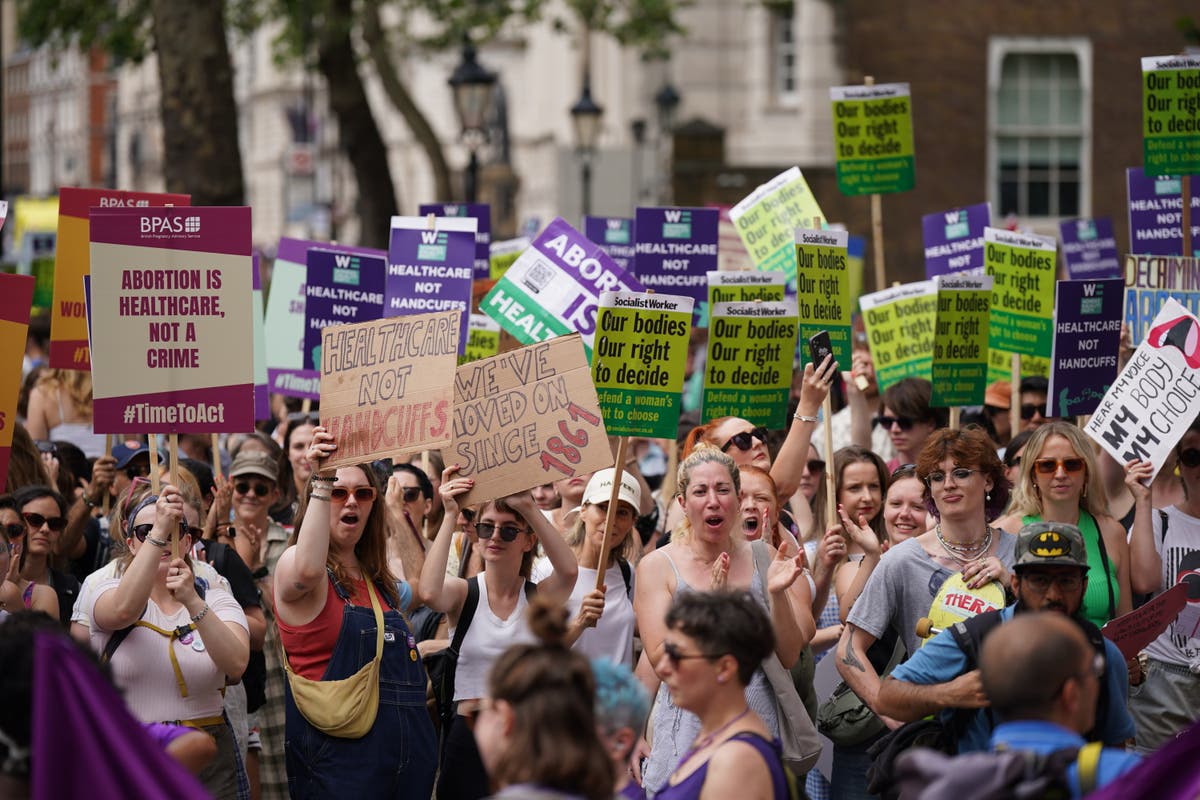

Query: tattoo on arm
841,626,866,672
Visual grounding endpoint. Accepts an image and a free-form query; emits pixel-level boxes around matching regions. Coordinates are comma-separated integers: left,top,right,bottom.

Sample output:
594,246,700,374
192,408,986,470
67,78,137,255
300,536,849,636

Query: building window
988,39,1091,219
768,3,796,102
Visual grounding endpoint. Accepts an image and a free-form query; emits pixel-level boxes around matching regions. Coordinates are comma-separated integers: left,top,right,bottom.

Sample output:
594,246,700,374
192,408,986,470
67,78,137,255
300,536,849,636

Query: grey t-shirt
846,532,1017,657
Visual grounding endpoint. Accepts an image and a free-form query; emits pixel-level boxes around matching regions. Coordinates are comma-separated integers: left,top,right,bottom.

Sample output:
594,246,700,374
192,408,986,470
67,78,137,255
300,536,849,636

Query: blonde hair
1008,422,1107,520
565,499,639,564
34,369,93,418
672,444,741,545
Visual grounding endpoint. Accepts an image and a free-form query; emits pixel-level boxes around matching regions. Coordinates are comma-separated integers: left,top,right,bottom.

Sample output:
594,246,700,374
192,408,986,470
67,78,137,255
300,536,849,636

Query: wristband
190,604,211,624
309,491,332,502
794,414,819,424
312,475,335,483
145,534,169,549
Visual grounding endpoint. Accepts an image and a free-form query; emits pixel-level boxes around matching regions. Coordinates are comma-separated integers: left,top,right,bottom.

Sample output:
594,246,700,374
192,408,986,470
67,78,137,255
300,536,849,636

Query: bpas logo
332,254,361,286
943,210,969,240
662,209,692,239
418,230,449,261
140,215,201,237
1029,530,1070,558
604,219,631,244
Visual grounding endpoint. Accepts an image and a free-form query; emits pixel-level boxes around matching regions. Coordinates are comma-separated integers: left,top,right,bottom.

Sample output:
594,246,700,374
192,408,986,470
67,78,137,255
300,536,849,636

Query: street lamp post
448,38,496,203
654,81,680,204
570,76,603,218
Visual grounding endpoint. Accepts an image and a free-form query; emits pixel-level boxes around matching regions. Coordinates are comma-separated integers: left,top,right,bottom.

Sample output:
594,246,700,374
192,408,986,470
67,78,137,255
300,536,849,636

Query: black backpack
890,741,1102,800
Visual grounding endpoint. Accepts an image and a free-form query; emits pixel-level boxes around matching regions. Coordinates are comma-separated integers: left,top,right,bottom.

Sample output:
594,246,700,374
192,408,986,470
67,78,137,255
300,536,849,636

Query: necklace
936,524,992,564
682,707,751,762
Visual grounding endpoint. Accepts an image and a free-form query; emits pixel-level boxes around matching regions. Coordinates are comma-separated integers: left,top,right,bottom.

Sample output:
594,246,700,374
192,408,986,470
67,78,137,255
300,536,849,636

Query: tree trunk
361,0,454,203
315,0,398,249
149,0,245,205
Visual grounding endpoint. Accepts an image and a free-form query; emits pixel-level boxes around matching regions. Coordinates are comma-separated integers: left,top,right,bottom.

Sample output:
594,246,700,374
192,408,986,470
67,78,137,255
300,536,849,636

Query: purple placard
386,219,474,354
303,248,386,371
584,216,635,272
1046,278,1124,417
88,207,252,256
921,202,991,278
633,207,718,321
1058,217,1121,280
1127,168,1200,257
418,203,491,281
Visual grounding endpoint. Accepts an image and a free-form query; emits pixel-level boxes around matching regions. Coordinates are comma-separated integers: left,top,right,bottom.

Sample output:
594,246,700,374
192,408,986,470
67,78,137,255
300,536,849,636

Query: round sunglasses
475,522,531,542
130,520,190,542
235,481,273,497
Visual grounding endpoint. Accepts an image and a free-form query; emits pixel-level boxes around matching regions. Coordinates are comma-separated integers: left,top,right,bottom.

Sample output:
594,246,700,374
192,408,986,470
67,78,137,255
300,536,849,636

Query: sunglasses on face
330,486,377,503
1020,403,1046,421
397,486,423,503
1179,448,1200,468
235,481,272,497
1020,571,1084,593
1033,457,1085,475
662,641,721,666
926,468,978,485
806,459,826,474
4,523,24,540
721,426,769,453
130,520,190,543
124,462,152,480
22,512,66,533
475,522,530,542
461,508,476,525
876,415,915,431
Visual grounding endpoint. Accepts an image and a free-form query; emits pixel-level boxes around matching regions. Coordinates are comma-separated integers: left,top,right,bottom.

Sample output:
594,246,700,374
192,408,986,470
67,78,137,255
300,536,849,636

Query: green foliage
17,0,154,61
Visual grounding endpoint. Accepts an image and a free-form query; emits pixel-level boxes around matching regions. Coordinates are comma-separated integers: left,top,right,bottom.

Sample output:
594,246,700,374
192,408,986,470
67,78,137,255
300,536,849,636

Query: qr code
521,258,556,295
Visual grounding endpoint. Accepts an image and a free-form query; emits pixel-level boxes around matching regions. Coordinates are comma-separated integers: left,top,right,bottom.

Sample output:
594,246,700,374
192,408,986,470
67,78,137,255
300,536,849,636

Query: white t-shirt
72,559,232,630
451,575,535,701
567,563,636,667
1147,506,1200,669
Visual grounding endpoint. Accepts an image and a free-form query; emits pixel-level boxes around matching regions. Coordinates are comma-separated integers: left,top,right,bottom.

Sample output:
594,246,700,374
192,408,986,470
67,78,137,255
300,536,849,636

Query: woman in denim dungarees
273,428,436,799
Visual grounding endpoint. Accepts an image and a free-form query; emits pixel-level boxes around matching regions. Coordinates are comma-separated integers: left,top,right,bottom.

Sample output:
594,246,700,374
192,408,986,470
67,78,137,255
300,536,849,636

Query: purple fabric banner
304,248,386,370
922,202,991,278
633,207,718,321
386,217,475,354
1126,167,1200,257
1058,217,1121,279
1046,278,1124,417
584,216,635,272
418,203,491,280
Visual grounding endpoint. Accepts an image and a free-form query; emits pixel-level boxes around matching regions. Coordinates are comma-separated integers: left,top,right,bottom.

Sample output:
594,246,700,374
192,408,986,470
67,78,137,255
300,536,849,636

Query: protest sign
987,348,1049,384
860,280,937,391
305,248,387,373
584,216,635,271
715,206,754,272
482,217,644,357
0,200,7,232
847,234,866,307
489,237,529,280
1059,218,1121,280
1123,254,1200,343
703,299,798,428
1126,168,1200,257
707,271,787,307
264,238,383,400
922,203,990,278
1142,55,1200,176
795,228,852,364
387,216,475,351
89,207,253,433
1047,279,1124,418
418,202,491,281
442,334,611,506
318,310,459,469
1101,582,1189,662
0,274,35,492
592,292,692,438
50,187,190,370
1085,298,1200,481
985,227,1056,358
830,83,915,196
931,275,991,407
251,255,270,420
461,314,501,365
634,207,717,325
729,167,826,286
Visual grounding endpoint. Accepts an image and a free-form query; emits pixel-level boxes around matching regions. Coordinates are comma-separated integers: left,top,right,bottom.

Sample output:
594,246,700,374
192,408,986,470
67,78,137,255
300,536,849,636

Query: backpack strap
524,579,538,602
449,577,481,660
1089,513,1117,621
1075,741,1103,795
948,609,1004,737
617,558,633,599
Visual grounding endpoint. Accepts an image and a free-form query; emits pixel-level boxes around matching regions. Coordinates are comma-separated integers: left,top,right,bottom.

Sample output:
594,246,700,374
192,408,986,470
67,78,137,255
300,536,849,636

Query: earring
717,675,727,684
986,491,991,502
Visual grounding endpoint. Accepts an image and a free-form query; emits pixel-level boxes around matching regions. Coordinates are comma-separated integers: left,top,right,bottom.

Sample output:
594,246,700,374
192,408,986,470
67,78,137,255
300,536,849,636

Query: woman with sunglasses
996,421,1131,626
877,378,947,472
11,485,78,625
273,427,437,799
0,498,59,618
419,464,578,800
88,480,251,799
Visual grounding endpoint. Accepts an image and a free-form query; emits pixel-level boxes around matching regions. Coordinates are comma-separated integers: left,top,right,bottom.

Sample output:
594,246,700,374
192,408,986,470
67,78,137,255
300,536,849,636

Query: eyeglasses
475,522,530,542
926,468,978,485
721,426,769,453
1020,403,1046,421
875,415,916,431
1033,457,1085,475
1020,571,1084,593
1179,448,1200,468
806,459,826,474
1007,456,1022,469
124,462,152,480
22,512,66,533
330,486,377,503
130,520,190,543
662,641,723,666
235,481,272,497
397,486,423,503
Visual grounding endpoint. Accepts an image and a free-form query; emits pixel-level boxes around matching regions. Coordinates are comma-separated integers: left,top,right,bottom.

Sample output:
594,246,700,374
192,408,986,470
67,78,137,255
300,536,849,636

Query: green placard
703,300,798,428
489,237,529,280
591,292,693,438
795,228,852,364
985,227,1056,358
931,275,992,406
986,347,1050,383
859,280,937,391
1142,55,1200,176
706,270,787,308
728,167,826,287
459,313,501,365
830,83,916,195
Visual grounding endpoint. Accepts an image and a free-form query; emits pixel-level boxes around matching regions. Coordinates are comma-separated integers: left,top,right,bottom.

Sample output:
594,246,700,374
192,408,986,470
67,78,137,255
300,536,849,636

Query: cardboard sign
318,311,459,468
1085,298,1200,481
830,82,916,195
1142,55,1200,176
584,216,635,271
633,207,718,322
1059,217,1121,280
1047,279,1124,417
922,203,990,278
1123,254,1200,343
387,216,475,351
251,255,270,421
305,248,387,372
482,218,644,358
931,275,991,407
0,274,35,492
89,207,253,433
418,203,491,281
1126,168,1200,257
729,167,826,287
860,280,937,391
985,227,1057,358
489,237,529,280
441,335,611,506
50,187,190,370
795,228,852,364
1102,582,1189,661
460,314,501,365
264,238,383,400
703,299,798,428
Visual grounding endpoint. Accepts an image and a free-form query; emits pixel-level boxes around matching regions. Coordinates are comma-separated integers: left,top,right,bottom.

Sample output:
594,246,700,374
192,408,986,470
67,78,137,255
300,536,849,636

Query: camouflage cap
1013,521,1088,570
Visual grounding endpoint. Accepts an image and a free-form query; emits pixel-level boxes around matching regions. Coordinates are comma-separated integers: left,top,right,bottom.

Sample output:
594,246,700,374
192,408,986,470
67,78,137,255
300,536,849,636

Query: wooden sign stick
594,436,630,591
169,434,181,560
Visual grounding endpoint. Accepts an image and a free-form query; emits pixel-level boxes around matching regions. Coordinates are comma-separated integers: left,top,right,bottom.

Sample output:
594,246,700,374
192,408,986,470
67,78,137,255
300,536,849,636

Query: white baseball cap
581,468,642,512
